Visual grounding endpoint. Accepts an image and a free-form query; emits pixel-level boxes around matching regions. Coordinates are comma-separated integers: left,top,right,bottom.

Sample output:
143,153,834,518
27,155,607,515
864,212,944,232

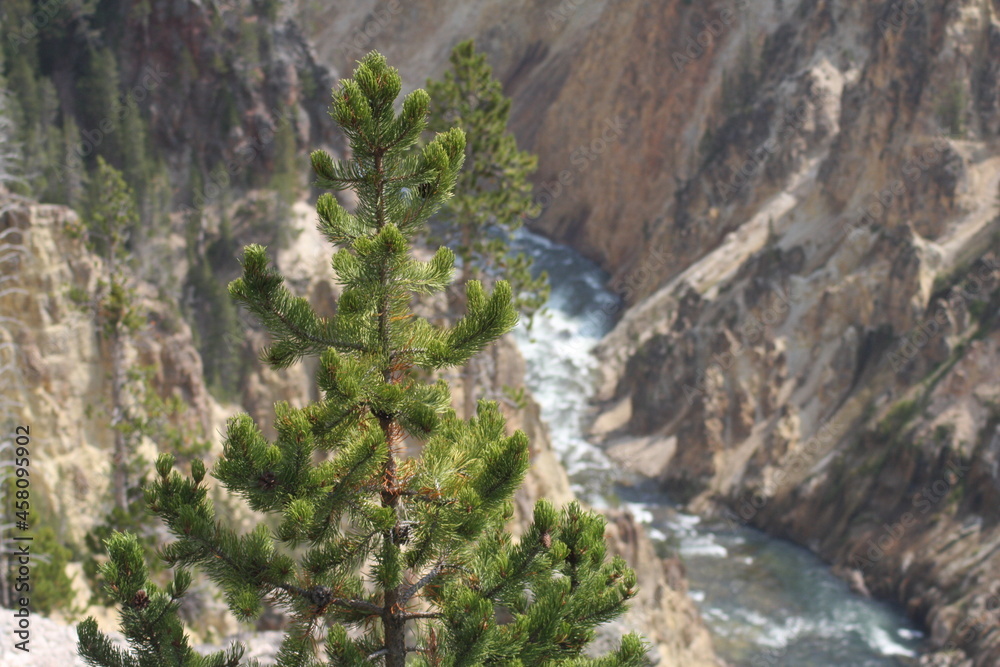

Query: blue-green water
511,230,924,666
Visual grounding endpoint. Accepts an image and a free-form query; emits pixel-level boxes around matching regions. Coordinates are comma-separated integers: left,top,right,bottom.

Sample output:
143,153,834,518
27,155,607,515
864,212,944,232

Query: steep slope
303,0,1000,663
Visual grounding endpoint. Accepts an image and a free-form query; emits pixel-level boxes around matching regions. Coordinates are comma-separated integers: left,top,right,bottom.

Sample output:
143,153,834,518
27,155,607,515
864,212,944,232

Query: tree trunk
378,411,407,666
383,604,407,667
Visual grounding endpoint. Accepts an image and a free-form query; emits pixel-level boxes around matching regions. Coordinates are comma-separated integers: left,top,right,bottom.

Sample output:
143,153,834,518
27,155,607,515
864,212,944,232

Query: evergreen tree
269,119,300,208
78,156,144,511
184,203,245,401
28,524,78,617
75,160,213,600
426,40,549,417
78,52,645,667
1,3,43,199
0,51,24,193
77,47,124,167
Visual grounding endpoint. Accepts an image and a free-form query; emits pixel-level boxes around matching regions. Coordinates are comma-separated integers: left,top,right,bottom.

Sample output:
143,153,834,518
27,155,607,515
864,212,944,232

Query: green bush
31,525,78,617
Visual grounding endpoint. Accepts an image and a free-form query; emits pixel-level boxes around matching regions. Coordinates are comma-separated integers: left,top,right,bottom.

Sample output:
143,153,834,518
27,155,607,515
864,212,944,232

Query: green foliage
933,422,956,445
268,119,300,211
83,479,158,607
0,4,160,211
82,362,213,605
80,52,643,666
77,47,125,167
76,159,214,605
78,532,253,667
426,40,549,317
117,365,214,464
79,157,144,335
185,212,246,400
426,40,549,416
0,10,67,202
30,525,79,617
253,0,281,21
936,81,967,138
875,399,921,442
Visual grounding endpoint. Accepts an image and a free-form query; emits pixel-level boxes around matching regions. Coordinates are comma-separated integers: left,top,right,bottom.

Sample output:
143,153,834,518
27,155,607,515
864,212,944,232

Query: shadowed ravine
512,230,924,666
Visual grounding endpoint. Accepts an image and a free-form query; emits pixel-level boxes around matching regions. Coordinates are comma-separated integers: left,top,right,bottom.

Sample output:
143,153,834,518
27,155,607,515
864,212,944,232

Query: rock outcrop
300,0,1000,663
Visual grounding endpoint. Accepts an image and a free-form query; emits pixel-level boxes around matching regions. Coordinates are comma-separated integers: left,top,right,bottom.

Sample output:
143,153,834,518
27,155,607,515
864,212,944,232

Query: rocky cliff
0,190,719,664
3,0,727,654
301,0,1000,663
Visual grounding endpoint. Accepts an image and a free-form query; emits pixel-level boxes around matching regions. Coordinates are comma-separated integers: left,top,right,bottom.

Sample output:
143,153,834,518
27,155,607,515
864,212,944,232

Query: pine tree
426,40,549,418
27,524,78,617
78,156,144,511
0,50,24,195
75,159,213,601
77,47,124,167
78,52,645,667
185,209,244,401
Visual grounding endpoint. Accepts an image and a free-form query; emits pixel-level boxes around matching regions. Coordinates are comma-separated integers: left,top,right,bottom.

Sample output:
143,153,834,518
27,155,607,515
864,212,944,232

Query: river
510,230,924,666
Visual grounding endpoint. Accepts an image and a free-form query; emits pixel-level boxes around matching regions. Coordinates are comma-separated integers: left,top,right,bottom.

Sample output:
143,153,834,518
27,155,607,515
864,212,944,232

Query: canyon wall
303,0,1000,663
9,0,999,661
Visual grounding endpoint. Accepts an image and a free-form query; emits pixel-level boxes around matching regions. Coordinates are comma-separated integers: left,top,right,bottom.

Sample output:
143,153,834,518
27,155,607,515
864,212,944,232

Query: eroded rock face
304,0,1000,662
562,2,1000,663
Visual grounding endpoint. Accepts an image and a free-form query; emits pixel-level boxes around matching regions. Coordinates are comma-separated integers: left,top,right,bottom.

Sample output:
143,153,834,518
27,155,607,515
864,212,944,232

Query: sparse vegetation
936,80,967,138
876,398,921,442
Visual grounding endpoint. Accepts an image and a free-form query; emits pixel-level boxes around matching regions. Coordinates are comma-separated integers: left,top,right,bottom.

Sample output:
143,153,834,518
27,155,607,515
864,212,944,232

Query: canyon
302,0,1000,663
3,0,1000,664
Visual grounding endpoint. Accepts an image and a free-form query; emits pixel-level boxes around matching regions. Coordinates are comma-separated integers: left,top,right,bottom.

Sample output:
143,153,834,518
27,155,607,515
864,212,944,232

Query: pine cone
308,586,333,607
132,590,150,610
258,471,277,490
541,531,552,549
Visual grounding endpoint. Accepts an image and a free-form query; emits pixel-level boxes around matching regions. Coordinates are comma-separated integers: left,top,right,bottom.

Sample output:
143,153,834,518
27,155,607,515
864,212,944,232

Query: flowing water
510,230,925,666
